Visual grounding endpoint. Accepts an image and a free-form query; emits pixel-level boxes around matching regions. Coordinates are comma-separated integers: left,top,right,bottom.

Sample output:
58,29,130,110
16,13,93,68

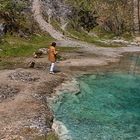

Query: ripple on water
53,72,140,140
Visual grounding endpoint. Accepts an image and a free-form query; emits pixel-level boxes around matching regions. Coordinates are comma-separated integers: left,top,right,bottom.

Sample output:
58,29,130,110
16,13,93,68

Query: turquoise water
53,55,140,140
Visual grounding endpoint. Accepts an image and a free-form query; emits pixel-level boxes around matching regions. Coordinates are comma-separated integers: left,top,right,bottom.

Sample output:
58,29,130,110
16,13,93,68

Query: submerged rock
56,78,80,95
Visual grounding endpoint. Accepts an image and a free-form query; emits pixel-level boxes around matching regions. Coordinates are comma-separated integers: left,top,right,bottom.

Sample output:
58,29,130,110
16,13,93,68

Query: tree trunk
138,0,140,32
133,0,140,34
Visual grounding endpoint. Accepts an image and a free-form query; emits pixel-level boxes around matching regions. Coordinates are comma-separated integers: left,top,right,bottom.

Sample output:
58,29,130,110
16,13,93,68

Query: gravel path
32,0,65,40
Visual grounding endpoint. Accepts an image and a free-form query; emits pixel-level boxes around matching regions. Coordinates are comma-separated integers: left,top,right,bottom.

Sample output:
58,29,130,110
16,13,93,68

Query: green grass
0,28,129,60
46,133,59,140
67,28,105,44
91,26,116,39
0,34,78,69
67,28,127,47
121,32,134,41
35,132,59,140
91,40,127,48
67,28,95,42
0,34,54,57
0,59,25,69
58,46,78,52
50,19,63,33
92,26,134,41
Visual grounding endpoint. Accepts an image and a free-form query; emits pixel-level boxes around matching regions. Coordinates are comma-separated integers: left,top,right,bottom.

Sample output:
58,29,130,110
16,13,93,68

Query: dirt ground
0,68,67,140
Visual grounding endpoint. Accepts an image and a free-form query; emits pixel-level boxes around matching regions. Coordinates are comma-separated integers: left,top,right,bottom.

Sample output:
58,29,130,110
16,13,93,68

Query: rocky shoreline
0,68,67,140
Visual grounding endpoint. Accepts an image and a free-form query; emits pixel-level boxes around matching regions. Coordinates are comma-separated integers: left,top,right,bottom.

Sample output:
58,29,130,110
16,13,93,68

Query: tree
133,0,140,33
0,0,32,35
78,10,98,32
65,0,134,35
67,1,98,32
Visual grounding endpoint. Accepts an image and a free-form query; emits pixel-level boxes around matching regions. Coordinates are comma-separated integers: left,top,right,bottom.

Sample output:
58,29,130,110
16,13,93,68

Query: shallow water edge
49,52,140,140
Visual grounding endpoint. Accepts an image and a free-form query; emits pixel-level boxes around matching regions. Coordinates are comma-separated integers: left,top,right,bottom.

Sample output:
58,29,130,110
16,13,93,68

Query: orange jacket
48,46,57,62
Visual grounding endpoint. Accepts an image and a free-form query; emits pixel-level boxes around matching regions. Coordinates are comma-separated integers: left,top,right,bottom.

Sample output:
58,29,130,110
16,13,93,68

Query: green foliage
65,0,93,11
96,0,133,35
46,133,59,140
67,28,99,43
77,10,98,32
0,0,27,12
65,0,133,35
58,46,77,52
0,0,35,35
0,0,11,11
67,28,125,47
50,18,63,33
35,132,59,140
0,34,54,57
67,2,98,32
0,60,24,70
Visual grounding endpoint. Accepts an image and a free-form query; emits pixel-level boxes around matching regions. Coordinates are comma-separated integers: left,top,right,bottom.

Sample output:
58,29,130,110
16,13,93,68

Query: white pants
50,63,55,72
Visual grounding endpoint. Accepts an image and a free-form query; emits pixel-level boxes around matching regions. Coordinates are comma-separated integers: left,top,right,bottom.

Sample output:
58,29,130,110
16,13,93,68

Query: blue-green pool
53,55,140,140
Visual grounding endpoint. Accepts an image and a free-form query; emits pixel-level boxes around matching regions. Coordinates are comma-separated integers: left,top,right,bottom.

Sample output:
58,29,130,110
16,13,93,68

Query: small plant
46,132,59,140
35,132,59,140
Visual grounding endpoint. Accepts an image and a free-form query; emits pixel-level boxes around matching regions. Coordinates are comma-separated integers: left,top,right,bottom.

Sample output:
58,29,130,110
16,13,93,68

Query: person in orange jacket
48,42,58,74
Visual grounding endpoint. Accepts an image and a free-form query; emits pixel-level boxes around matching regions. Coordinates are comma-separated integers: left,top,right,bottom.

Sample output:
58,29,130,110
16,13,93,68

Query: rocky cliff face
42,0,71,24
0,0,38,37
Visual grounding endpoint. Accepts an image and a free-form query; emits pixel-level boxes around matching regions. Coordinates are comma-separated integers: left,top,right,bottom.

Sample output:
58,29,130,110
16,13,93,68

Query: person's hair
51,42,56,47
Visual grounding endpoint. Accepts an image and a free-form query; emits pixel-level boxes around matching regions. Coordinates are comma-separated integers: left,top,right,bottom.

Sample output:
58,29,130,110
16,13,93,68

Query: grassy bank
68,29,128,48
0,34,78,58
0,34,79,69
0,34,54,57
35,132,59,140
0,34,54,69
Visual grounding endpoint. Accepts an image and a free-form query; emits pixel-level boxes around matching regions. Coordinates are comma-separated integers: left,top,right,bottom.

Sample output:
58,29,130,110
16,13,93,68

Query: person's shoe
49,71,55,74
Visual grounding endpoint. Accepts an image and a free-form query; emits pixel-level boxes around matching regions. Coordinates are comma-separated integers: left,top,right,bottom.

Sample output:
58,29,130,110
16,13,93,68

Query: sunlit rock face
43,0,71,25
43,0,71,20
